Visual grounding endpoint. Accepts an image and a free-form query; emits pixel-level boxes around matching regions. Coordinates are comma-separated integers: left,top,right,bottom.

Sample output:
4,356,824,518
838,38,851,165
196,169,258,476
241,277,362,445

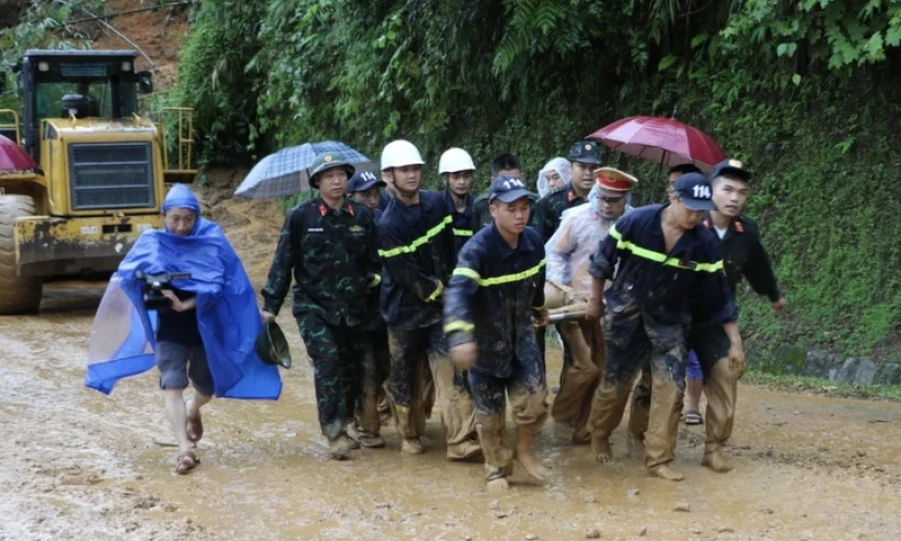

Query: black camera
134,270,192,311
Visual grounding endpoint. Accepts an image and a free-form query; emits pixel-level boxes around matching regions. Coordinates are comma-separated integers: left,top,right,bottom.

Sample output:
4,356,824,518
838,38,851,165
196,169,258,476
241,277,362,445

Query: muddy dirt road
2,187,900,541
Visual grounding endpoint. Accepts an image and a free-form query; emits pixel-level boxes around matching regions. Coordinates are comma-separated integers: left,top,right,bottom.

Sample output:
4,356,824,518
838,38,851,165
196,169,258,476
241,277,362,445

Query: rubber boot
703,357,737,472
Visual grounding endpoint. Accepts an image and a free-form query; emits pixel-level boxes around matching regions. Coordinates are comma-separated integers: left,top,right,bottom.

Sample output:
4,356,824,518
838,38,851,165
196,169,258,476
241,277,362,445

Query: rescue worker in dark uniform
261,151,380,460
473,154,524,229
531,140,603,418
444,175,550,491
584,173,743,481
378,139,480,458
347,170,392,448
439,147,478,254
629,159,784,473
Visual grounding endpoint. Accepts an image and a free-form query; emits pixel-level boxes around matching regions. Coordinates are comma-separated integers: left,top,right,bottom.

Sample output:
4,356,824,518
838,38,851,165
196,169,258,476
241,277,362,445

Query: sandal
186,410,204,443
683,410,704,425
175,451,199,475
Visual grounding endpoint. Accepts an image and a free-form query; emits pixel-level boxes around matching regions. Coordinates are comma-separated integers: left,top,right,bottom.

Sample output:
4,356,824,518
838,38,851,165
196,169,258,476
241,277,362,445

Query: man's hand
260,310,276,324
161,290,194,312
772,297,786,317
585,295,605,322
533,307,550,327
450,342,477,371
728,341,746,379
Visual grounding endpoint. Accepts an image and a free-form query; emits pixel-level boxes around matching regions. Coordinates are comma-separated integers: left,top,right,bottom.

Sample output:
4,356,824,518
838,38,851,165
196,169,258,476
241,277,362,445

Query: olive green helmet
309,151,355,189
255,320,292,369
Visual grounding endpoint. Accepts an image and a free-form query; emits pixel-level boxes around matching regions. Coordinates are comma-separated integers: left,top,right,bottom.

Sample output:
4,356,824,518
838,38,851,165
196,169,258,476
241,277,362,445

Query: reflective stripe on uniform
444,321,475,334
452,228,474,237
425,281,444,302
367,274,381,289
451,259,547,287
608,226,723,273
378,215,453,258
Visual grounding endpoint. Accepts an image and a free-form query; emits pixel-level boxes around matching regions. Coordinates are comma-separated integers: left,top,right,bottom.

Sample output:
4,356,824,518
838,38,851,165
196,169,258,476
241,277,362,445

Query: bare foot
514,448,547,482
486,477,509,492
627,434,645,459
591,437,614,464
649,465,684,481
702,451,733,473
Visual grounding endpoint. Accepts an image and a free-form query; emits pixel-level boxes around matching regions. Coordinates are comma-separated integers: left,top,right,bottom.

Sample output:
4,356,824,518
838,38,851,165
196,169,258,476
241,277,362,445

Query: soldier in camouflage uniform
261,152,380,460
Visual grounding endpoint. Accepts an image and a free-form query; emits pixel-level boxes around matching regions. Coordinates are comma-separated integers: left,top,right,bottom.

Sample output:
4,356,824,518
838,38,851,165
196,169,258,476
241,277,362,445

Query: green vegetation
744,369,901,402
4,1,901,365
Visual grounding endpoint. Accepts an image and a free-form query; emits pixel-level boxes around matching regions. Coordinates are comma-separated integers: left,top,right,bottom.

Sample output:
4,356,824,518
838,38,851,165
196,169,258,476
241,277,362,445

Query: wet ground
2,189,900,541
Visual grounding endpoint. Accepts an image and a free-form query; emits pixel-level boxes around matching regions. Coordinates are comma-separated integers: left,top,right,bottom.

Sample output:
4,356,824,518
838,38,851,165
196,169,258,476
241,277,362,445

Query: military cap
568,140,604,165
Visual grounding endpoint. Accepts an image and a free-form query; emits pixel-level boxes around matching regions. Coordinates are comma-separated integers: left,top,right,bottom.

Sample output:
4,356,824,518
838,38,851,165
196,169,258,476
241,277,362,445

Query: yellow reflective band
532,301,547,311
452,228,474,237
452,267,482,281
608,226,724,273
378,215,454,258
444,321,475,334
368,274,381,289
426,281,444,302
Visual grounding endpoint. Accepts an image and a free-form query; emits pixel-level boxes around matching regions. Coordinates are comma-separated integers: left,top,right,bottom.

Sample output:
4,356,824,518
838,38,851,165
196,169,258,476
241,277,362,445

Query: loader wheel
0,195,42,314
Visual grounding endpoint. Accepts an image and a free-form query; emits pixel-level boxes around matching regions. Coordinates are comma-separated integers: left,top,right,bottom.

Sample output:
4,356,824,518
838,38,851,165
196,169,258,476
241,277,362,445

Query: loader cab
14,49,153,161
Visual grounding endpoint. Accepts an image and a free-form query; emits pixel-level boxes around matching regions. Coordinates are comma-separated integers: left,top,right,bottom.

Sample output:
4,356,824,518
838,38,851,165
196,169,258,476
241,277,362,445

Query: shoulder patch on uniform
308,227,324,232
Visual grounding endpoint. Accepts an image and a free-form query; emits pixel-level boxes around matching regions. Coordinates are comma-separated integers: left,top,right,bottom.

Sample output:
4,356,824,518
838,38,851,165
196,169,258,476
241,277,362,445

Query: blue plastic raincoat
84,184,283,400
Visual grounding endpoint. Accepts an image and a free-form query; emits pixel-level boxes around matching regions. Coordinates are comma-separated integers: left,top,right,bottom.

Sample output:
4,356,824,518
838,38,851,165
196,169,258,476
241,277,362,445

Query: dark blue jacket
444,189,476,256
589,204,737,329
444,223,546,378
378,190,457,330
378,191,392,212
363,208,386,332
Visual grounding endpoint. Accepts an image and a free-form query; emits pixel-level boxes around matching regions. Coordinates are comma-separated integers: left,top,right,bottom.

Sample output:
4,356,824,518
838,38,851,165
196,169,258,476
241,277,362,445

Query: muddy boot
328,432,359,460
702,443,733,473
356,429,386,449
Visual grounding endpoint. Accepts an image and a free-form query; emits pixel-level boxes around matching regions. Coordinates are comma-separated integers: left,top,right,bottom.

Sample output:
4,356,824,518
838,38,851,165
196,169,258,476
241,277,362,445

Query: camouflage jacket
261,196,380,326
530,182,588,244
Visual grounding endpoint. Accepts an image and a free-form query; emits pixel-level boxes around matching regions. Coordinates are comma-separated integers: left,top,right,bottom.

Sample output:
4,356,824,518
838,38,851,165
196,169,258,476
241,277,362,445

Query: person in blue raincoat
84,184,282,475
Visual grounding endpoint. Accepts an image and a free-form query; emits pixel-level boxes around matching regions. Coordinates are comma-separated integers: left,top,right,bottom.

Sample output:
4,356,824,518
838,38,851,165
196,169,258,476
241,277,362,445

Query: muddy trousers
356,329,391,437
552,319,605,442
470,366,548,480
587,315,686,470
296,314,362,441
387,324,476,455
629,324,736,459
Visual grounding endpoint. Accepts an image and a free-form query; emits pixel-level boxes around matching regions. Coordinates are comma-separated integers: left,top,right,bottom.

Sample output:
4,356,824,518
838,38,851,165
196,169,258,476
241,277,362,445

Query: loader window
34,80,137,122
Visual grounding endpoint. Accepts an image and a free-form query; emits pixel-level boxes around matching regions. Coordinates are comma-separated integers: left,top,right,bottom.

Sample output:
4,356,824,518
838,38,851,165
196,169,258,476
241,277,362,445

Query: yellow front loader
0,49,196,314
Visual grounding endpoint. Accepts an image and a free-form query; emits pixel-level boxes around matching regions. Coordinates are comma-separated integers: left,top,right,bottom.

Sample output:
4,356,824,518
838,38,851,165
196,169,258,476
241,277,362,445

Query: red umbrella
0,134,39,172
587,116,725,173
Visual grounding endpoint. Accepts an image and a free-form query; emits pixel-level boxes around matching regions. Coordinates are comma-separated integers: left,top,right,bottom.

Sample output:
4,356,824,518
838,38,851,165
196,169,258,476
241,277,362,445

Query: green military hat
309,151,355,189
255,320,292,369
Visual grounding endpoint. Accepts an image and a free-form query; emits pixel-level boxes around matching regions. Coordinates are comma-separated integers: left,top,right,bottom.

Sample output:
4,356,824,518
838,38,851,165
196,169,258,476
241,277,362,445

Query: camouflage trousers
587,312,687,470
296,313,363,441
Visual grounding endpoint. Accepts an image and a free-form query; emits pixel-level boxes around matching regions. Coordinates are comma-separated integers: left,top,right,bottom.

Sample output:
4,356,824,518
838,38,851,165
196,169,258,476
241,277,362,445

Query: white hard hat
438,147,475,175
380,139,425,170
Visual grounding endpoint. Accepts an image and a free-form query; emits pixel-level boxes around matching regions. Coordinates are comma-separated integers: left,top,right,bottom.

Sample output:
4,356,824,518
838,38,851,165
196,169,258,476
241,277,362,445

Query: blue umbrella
234,141,377,199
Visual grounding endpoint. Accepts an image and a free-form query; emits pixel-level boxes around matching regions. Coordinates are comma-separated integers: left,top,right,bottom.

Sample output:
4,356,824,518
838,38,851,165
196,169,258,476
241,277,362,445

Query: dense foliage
5,0,901,362
172,0,901,362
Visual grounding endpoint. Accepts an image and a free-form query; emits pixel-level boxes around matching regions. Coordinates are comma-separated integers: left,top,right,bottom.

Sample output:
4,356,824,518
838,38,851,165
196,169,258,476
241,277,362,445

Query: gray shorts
156,341,214,396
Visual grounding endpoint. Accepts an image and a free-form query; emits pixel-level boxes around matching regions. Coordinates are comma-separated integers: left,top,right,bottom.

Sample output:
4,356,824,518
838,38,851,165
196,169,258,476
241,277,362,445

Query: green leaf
777,43,787,56
690,33,708,49
792,73,801,86
657,55,677,72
